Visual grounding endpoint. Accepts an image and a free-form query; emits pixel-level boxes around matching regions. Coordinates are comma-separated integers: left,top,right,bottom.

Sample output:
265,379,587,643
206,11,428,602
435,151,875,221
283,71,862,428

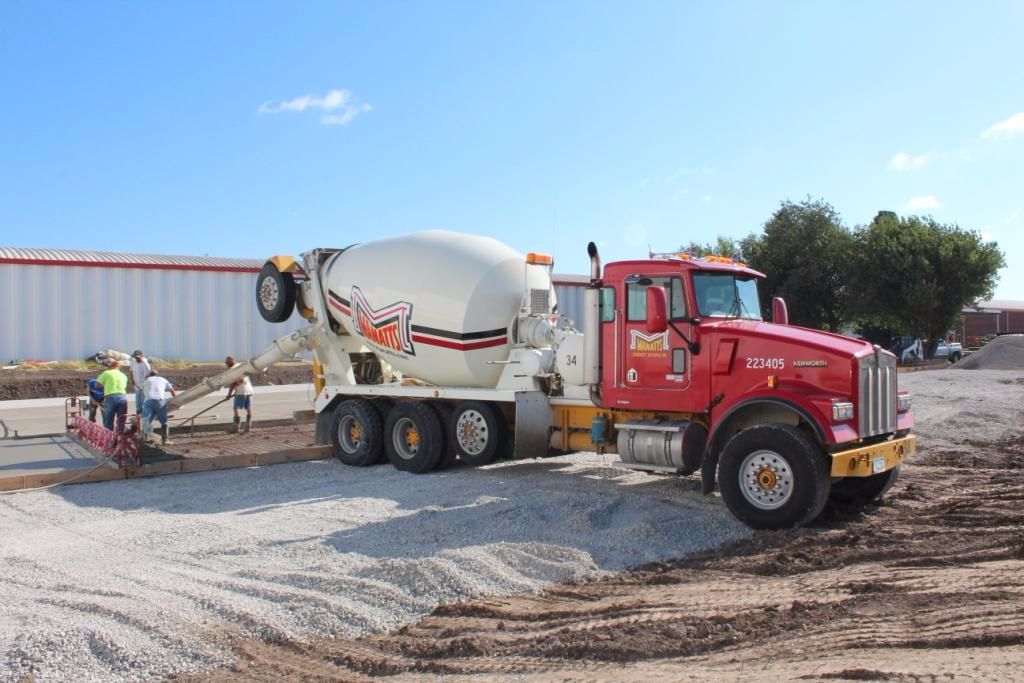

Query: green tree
742,198,856,330
851,212,1005,357
675,237,740,259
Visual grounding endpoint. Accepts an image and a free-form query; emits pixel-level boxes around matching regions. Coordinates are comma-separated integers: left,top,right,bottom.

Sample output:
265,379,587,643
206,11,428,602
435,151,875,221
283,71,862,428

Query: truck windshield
693,273,762,320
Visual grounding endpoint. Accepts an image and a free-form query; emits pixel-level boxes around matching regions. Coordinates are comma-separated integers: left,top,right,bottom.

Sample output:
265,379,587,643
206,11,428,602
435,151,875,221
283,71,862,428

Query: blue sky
1,1,1022,299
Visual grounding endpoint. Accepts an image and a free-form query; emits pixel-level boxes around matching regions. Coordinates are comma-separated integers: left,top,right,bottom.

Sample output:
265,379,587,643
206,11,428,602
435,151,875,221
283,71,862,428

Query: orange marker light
767,375,777,389
526,252,553,266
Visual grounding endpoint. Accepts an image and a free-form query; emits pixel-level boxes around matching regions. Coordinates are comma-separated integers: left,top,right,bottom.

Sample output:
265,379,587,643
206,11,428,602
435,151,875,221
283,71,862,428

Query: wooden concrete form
0,445,332,492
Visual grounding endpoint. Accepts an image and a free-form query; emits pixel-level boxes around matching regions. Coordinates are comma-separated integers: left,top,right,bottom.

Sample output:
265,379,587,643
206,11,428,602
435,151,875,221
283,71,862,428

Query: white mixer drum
323,230,553,387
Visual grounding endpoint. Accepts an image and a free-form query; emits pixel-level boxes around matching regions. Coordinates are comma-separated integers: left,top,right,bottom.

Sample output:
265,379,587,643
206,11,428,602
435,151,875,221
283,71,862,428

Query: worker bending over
141,370,176,445
224,356,254,434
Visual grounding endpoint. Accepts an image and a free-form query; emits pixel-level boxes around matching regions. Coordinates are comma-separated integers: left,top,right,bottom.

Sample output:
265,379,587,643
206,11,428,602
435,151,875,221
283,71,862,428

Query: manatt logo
629,329,668,353
351,286,415,356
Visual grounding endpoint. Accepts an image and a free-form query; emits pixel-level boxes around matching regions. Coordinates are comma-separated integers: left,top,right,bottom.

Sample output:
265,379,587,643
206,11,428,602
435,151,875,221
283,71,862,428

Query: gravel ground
0,450,748,682
5,367,1017,683
904,367,1024,448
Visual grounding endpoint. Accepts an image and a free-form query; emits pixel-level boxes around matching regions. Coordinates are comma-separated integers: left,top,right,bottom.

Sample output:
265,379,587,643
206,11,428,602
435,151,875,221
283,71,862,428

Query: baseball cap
132,349,144,357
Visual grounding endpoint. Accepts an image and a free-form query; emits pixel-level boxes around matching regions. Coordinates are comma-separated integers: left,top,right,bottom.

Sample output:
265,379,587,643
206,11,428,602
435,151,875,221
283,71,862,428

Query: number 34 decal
746,357,785,370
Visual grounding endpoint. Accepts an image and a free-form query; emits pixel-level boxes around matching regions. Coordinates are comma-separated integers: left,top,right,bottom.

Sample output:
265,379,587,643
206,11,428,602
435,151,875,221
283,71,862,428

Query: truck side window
626,277,687,321
600,287,615,322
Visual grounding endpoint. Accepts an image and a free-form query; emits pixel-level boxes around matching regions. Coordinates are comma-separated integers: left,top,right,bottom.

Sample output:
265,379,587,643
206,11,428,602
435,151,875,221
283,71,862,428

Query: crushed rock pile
953,334,1024,370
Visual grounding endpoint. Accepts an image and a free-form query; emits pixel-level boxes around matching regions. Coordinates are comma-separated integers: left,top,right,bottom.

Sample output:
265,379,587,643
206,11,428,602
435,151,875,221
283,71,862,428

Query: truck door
620,276,692,393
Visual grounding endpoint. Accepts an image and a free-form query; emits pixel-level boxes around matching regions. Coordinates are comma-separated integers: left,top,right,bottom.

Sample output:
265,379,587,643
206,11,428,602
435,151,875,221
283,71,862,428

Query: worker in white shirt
130,349,152,415
224,356,254,434
141,370,176,445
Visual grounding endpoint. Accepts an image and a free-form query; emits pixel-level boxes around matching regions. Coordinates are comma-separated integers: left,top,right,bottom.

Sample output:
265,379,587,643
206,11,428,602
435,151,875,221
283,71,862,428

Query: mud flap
314,410,332,446
513,391,553,459
701,449,718,494
682,423,707,473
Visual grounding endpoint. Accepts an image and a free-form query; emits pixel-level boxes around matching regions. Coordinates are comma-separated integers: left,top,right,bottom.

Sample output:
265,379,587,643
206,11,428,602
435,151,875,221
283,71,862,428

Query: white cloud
905,195,940,210
702,194,713,203
258,89,371,126
888,152,929,171
981,112,1024,138
320,104,372,126
663,166,716,184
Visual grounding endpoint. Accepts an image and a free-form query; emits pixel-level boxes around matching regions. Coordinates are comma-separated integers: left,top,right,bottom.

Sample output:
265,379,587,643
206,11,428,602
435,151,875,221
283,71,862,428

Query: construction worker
141,370,176,445
96,360,128,432
83,378,104,422
224,356,254,434
129,349,152,415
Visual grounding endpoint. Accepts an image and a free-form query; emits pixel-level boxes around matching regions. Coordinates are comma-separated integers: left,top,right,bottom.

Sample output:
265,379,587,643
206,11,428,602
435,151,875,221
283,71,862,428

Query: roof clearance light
526,252,553,266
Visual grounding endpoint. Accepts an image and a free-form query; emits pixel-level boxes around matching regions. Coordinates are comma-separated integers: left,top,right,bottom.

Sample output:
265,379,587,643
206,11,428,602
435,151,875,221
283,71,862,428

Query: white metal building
552,274,588,328
0,247,306,362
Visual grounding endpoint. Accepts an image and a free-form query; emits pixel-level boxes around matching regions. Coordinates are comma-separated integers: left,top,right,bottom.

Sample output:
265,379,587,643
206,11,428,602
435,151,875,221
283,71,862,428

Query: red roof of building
0,247,261,273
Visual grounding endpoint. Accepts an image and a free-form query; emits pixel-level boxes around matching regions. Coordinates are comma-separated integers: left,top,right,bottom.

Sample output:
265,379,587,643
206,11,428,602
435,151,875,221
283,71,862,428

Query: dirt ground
177,369,1024,683
0,363,313,401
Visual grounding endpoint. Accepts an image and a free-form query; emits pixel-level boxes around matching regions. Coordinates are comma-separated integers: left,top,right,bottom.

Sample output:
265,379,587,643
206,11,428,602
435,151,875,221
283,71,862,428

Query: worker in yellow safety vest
96,360,129,432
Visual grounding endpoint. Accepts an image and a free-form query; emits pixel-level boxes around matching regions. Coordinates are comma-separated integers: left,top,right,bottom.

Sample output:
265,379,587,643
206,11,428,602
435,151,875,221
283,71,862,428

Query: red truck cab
597,254,916,528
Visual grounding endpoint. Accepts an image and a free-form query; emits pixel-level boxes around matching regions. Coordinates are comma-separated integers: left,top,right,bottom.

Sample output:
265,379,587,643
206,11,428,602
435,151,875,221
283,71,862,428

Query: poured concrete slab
0,435,98,477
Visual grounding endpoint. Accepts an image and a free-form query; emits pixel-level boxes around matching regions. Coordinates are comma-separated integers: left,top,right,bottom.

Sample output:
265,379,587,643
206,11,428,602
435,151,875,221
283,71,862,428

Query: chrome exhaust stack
583,242,601,397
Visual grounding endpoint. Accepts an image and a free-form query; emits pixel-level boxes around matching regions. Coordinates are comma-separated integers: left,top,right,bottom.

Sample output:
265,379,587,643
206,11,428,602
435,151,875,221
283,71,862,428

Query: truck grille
858,350,897,438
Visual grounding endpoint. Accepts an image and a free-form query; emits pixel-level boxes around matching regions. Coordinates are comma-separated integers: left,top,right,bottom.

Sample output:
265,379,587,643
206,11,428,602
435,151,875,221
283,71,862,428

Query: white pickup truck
933,340,964,363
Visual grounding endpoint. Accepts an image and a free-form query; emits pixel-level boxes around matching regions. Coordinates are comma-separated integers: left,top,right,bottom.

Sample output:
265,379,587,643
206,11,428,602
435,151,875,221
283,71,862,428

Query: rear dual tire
329,399,509,474
449,401,505,467
330,399,384,467
384,402,445,474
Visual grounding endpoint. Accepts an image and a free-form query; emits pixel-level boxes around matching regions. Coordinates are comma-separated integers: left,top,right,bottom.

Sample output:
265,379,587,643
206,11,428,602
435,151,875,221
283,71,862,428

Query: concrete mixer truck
168,230,916,529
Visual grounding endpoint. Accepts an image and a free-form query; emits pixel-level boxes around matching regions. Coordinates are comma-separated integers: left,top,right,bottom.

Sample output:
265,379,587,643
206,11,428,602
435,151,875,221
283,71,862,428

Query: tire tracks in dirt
181,431,1024,682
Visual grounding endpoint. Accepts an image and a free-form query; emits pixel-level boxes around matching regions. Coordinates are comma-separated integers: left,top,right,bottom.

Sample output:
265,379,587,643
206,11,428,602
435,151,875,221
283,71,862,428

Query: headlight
831,401,854,422
897,393,912,412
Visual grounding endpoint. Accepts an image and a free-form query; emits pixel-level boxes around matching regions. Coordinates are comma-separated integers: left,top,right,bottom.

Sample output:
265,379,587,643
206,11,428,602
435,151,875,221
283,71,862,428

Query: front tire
330,399,384,466
385,402,444,474
718,423,831,530
830,465,901,503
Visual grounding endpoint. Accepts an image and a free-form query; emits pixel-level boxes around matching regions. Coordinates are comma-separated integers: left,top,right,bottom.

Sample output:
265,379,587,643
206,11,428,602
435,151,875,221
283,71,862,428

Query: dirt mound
0,363,313,401
954,334,1024,370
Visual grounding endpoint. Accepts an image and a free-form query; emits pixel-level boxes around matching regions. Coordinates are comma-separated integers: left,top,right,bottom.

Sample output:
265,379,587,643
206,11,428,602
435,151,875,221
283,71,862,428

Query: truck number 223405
746,357,785,370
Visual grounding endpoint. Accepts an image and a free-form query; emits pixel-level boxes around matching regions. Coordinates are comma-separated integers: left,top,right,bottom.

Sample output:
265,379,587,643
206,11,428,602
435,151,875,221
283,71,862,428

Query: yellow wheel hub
406,427,421,448
756,467,778,490
350,423,362,441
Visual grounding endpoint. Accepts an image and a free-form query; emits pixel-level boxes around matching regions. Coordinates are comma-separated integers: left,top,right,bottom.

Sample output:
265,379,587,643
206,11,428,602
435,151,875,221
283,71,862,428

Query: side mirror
646,285,668,334
772,296,788,326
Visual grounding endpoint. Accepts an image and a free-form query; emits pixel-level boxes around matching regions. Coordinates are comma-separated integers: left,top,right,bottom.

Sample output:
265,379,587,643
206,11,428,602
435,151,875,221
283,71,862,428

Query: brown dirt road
182,373,1024,683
